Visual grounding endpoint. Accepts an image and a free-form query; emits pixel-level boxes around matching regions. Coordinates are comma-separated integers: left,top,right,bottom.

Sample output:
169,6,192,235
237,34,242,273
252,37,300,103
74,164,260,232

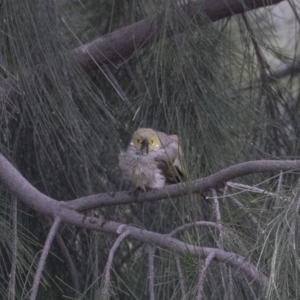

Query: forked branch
66,160,300,211
2,154,299,287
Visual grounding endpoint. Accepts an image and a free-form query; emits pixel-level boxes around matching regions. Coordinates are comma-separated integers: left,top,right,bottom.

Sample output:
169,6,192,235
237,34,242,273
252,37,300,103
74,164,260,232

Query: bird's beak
140,139,149,154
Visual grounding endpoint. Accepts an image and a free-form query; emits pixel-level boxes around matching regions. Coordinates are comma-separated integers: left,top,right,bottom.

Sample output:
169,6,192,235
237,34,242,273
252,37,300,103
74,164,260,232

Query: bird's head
131,128,160,155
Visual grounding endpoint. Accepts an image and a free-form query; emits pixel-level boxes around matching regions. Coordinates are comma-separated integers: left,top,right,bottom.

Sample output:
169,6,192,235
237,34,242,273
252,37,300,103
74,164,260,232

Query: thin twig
288,188,300,248
175,255,186,299
227,181,288,201
228,267,234,300
9,196,18,300
101,230,131,300
275,171,283,206
212,189,228,295
277,171,283,194
211,189,223,248
54,232,80,298
30,217,61,300
93,233,99,296
147,244,155,300
168,220,250,257
196,252,215,300
168,221,221,237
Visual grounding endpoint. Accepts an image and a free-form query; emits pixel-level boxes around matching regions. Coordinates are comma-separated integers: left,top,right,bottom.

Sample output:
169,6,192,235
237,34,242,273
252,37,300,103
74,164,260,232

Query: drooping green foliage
1,0,300,299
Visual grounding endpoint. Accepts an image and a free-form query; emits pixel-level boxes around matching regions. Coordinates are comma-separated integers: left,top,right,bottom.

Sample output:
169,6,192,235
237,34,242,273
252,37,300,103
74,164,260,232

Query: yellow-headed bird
119,128,184,190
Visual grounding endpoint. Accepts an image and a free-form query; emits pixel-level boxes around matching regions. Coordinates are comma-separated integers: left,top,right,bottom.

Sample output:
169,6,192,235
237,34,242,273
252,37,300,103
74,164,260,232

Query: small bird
119,128,184,190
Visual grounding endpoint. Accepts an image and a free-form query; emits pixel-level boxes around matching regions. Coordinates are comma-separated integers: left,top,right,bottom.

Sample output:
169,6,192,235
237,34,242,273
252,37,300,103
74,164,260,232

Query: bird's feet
129,186,152,197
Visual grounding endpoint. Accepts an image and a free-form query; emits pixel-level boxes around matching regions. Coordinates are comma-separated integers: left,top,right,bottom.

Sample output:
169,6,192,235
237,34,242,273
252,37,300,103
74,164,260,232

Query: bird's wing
155,132,184,183
156,132,178,146
156,132,179,158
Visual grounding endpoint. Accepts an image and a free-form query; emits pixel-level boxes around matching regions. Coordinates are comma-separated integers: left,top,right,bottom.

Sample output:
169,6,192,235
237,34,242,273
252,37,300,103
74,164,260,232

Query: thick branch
73,0,285,71
66,160,300,211
1,154,299,214
0,153,271,285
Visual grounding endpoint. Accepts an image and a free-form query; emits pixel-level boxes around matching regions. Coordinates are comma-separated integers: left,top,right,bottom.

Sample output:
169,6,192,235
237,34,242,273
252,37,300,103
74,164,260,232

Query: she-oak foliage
0,0,300,299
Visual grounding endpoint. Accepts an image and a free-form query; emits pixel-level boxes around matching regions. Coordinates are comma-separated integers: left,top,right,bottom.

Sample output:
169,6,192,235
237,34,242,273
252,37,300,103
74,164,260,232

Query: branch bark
147,244,156,300
197,252,216,300
101,230,131,300
30,217,61,300
54,232,80,298
0,153,276,285
175,255,186,299
66,160,300,211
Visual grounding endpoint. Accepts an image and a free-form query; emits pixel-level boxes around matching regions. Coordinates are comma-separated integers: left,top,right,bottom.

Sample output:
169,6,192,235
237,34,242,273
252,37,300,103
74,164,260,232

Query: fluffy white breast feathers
119,128,184,190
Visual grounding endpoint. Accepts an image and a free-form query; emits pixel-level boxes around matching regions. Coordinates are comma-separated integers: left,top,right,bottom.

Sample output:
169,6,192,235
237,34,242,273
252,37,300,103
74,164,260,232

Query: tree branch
197,252,216,300
9,196,18,300
175,255,186,299
54,232,80,298
147,244,156,300
30,217,61,300
211,189,224,249
0,153,271,286
101,230,131,300
168,221,221,237
66,160,300,211
73,0,285,71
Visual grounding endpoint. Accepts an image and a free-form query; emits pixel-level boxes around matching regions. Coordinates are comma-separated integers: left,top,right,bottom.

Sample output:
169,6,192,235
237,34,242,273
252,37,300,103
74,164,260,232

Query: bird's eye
136,139,140,143
151,140,154,144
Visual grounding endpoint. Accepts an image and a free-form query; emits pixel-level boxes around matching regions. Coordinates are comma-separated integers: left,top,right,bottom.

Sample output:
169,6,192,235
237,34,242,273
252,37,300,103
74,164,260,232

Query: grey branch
72,0,285,71
175,255,186,299
168,221,222,237
227,181,287,199
9,196,18,300
66,160,300,211
211,189,223,249
168,220,250,257
197,252,216,300
147,244,156,300
0,154,274,285
101,230,131,300
54,232,80,298
30,217,61,300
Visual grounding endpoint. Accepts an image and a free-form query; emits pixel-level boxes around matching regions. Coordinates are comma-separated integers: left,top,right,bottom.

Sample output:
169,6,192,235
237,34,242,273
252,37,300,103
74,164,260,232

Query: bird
119,128,184,190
